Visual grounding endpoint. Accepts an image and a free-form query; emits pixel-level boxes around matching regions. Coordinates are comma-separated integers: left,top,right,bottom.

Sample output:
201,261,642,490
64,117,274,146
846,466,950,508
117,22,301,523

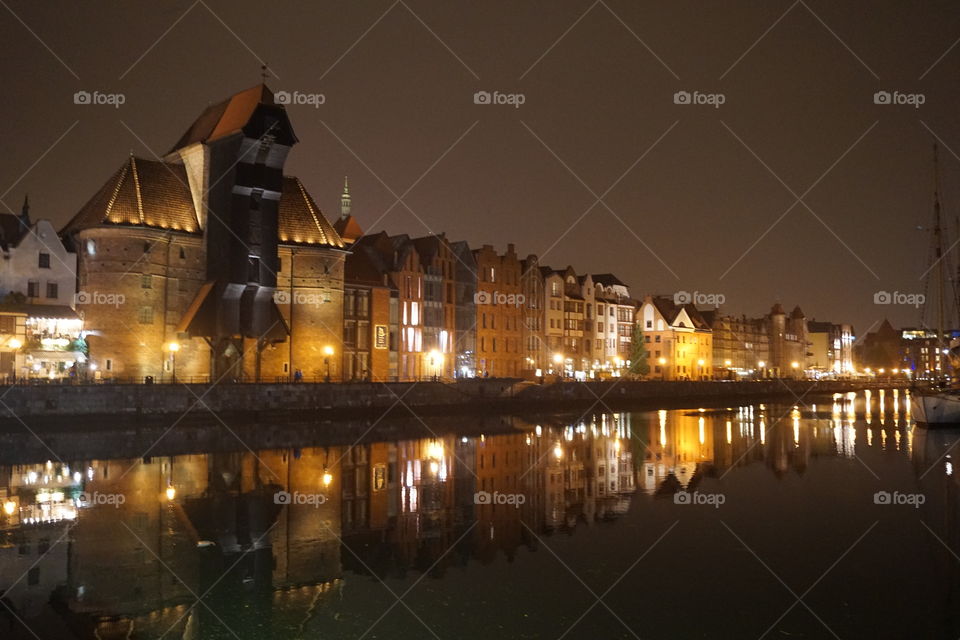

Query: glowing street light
3,500,15,516
166,341,180,383
322,469,333,487
8,338,21,350
323,345,335,382
165,486,177,501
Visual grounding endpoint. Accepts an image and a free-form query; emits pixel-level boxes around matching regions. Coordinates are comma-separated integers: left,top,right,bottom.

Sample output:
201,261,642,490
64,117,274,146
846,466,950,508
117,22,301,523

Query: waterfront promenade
0,378,911,422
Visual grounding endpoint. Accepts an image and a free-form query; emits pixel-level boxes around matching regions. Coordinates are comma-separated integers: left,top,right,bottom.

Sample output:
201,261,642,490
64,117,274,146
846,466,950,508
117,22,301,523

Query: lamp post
166,341,180,383
323,345,334,382
757,360,766,380
791,361,800,379
697,358,705,381
552,352,564,379
658,357,667,381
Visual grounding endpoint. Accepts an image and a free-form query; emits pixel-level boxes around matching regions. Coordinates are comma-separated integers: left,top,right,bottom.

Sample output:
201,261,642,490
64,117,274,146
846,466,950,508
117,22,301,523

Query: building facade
638,296,713,380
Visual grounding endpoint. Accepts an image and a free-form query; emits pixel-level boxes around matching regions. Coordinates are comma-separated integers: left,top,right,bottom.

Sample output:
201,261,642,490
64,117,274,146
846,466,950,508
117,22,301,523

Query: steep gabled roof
63,156,201,235
333,214,364,244
278,176,345,248
63,157,344,249
591,273,626,287
170,84,292,152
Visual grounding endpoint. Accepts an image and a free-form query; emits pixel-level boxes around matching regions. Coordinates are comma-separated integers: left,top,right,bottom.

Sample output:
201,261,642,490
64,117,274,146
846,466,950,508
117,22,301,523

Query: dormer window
38,253,50,269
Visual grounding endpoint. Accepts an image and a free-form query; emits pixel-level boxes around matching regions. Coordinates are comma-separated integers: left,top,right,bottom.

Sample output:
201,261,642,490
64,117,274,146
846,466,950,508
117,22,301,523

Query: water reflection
0,390,958,639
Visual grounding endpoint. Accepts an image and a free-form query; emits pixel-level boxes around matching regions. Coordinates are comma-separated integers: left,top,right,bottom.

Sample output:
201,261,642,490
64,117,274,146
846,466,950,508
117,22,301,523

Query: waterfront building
342,247,396,381
520,255,545,376
542,267,564,374
638,296,713,380
807,320,855,377
412,234,457,379
538,266,596,378
451,240,477,378
701,310,770,378
350,232,424,381
473,244,524,377
63,85,347,382
767,304,809,378
592,274,634,376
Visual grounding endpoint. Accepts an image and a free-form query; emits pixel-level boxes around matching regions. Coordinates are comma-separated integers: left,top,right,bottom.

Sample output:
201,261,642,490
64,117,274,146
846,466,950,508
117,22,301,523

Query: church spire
19,194,30,230
340,176,351,219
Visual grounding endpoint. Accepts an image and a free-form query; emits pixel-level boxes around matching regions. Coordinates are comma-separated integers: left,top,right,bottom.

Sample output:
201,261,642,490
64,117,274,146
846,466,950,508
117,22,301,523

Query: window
86,239,96,255
46,282,58,299
105,359,112,371
141,274,152,289
27,281,39,298
247,256,260,283
138,306,153,324
38,253,50,268
179,247,186,260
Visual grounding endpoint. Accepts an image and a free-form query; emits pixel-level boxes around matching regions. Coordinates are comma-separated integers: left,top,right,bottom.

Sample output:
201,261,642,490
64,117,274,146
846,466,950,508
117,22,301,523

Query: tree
629,323,650,377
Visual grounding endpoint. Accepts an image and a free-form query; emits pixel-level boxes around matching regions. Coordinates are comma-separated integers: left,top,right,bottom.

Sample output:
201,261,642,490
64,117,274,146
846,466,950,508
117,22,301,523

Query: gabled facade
592,274,634,375
638,296,713,380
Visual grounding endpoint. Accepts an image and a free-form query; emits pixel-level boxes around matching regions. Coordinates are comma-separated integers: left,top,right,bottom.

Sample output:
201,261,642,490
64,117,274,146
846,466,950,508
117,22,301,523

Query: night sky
3,0,960,337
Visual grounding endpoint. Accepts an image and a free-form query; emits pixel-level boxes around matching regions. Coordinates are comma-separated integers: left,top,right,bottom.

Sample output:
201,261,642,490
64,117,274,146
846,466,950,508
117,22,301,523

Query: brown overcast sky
2,0,960,336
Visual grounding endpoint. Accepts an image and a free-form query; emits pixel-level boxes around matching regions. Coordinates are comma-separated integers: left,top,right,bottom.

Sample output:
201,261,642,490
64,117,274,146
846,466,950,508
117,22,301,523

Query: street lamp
323,345,335,382
757,360,766,380
553,352,564,378
166,341,180,383
165,485,176,501
658,357,667,381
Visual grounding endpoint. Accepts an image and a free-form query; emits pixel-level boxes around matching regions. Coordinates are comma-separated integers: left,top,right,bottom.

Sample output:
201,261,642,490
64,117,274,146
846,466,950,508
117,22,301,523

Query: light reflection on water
0,388,958,639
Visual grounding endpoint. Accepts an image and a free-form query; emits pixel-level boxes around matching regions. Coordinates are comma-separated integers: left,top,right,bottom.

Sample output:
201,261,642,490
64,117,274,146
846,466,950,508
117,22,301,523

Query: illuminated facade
638,296,713,380
63,85,347,382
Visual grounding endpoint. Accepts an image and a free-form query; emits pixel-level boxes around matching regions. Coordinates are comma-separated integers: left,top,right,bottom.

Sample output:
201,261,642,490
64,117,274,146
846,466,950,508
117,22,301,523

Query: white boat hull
911,391,960,426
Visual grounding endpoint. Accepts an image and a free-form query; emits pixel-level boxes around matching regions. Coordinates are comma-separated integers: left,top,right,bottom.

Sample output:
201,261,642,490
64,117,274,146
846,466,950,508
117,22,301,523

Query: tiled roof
278,176,345,248
64,158,345,249
63,157,201,234
333,214,364,243
171,84,279,152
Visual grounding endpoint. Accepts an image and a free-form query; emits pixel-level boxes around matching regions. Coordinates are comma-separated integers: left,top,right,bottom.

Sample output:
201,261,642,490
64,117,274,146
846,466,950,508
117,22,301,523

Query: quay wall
0,378,912,421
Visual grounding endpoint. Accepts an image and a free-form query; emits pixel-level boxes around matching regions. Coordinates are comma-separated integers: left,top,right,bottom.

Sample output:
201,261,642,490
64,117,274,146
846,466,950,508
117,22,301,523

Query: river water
0,389,958,639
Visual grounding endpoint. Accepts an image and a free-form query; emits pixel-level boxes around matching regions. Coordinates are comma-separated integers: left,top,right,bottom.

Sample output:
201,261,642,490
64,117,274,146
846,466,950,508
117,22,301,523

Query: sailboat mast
934,142,945,379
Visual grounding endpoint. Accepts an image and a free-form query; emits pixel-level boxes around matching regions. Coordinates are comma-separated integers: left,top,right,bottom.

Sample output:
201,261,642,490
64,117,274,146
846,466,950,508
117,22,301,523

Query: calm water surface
1,389,959,639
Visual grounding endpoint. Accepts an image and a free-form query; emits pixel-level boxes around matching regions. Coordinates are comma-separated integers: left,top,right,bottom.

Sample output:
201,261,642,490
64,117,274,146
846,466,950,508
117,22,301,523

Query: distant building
451,241,476,378
702,310,769,378
767,304,808,378
592,274,634,375
473,244,523,377
520,255,545,375
807,320,855,376
413,234,457,379
638,296,713,380
333,177,363,246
